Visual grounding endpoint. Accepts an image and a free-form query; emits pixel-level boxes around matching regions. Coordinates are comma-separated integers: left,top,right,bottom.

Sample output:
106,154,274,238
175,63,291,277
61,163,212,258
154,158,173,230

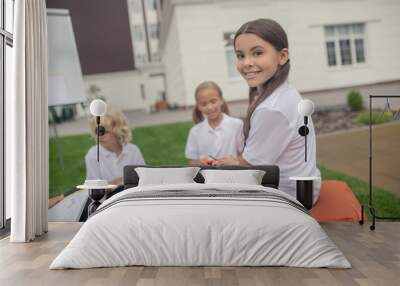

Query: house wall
83,66,165,112
162,15,187,105
160,0,400,107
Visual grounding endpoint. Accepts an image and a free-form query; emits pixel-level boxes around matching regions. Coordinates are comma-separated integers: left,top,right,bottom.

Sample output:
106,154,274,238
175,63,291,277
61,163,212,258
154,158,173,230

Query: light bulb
298,99,314,116
89,99,107,116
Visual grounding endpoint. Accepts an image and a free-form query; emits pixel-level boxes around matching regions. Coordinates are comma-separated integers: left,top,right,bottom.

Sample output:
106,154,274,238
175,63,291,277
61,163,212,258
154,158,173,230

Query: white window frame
148,23,159,39
223,32,241,79
324,23,367,69
1,0,14,231
135,53,148,66
132,24,144,42
151,51,160,62
129,0,143,14
145,0,157,10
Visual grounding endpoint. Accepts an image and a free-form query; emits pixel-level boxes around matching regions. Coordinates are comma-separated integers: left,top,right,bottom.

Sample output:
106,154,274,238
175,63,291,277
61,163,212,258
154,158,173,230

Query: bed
50,165,350,269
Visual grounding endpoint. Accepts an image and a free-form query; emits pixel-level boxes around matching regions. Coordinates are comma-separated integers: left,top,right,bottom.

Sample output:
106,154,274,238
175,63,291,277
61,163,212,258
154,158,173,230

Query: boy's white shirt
242,81,321,204
85,143,145,183
185,113,244,160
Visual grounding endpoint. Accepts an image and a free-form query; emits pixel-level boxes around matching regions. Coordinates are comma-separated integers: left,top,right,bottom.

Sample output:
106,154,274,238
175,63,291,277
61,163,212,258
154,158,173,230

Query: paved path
50,101,249,137
317,122,400,195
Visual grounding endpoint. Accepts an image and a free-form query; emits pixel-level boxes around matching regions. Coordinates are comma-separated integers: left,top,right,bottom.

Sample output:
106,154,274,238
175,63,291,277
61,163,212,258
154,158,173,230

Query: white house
81,0,166,112
83,63,165,112
128,0,162,65
45,0,166,114
159,0,400,108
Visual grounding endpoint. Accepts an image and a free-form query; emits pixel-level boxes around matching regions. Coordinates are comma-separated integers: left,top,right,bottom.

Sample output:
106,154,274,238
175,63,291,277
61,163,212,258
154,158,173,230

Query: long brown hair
192,81,230,124
234,19,290,141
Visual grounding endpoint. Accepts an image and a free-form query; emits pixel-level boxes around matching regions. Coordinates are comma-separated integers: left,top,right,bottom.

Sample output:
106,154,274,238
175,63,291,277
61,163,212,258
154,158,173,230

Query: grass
354,111,393,125
133,121,192,165
50,133,93,197
50,121,400,218
50,121,193,197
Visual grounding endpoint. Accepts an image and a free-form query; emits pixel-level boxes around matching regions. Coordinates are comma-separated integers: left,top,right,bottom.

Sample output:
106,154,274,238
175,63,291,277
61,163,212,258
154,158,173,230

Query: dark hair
192,81,230,124
234,18,290,141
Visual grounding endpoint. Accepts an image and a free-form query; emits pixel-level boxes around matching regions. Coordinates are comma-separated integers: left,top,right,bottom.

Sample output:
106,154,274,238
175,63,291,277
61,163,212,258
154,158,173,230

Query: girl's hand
189,159,214,166
110,177,123,185
214,156,240,166
200,156,214,166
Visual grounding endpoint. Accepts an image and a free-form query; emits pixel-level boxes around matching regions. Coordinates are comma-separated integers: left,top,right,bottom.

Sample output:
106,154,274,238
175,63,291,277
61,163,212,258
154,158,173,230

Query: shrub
354,111,393,125
347,90,363,111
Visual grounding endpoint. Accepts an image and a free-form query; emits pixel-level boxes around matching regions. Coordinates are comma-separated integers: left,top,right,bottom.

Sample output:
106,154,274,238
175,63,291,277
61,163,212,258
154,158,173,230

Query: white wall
141,64,166,109
161,0,400,106
83,67,165,112
287,0,400,92
176,4,249,106
162,15,187,105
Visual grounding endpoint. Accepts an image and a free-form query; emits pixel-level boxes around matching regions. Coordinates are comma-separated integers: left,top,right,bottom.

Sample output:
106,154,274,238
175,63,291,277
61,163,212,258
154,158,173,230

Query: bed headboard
123,165,280,189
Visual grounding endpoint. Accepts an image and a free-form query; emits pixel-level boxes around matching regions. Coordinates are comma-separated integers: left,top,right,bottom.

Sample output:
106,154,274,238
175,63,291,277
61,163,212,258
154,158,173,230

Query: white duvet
50,183,351,269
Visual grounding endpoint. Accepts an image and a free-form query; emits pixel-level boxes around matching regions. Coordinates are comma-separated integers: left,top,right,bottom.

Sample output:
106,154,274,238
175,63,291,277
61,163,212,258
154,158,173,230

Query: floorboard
0,222,399,286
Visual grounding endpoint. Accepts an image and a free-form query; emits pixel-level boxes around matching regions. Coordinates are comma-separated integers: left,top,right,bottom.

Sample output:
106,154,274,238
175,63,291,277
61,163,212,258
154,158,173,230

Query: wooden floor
0,222,399,286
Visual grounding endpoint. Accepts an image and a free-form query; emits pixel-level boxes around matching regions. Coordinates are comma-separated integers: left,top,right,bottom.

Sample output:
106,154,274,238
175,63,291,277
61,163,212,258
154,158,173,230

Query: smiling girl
216,19,321,204
185,81,243,166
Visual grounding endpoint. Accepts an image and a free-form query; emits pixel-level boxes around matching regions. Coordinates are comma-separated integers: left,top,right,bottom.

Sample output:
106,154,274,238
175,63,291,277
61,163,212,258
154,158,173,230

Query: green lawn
50,121,400,218
49,121,192,197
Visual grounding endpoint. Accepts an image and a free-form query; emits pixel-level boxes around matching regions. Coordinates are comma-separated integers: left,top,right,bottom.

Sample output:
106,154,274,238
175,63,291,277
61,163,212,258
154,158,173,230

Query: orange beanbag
310,180,363,222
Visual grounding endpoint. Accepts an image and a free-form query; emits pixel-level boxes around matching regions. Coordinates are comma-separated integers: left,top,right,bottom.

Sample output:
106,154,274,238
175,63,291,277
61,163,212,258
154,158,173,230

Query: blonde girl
85,109,145,185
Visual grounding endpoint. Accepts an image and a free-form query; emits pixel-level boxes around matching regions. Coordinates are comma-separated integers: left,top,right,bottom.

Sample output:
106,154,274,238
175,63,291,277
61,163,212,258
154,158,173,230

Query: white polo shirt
242,81,321,204
85,143,145,182
185,114,244,160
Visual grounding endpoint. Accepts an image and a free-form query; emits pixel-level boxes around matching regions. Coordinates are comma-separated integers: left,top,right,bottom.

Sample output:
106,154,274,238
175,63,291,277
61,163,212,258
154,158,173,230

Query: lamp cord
305,132,307,162
304,116,308,162
96,116,100,163
97,128,99,162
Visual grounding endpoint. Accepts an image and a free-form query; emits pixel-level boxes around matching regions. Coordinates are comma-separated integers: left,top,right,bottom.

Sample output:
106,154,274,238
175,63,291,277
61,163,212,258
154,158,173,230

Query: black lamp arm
298,116,310,162
97,116,100,162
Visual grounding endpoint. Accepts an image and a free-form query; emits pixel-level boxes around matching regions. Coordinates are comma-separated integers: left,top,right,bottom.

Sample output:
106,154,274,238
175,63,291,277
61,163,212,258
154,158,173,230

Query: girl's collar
205,113,227,130
99,143,126,158
256,81,290,110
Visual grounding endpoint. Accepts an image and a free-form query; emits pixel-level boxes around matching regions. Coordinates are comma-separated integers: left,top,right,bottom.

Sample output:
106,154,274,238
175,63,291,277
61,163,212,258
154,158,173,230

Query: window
1,0,14,230
148,23,159,39
224,32,240,78
326,42,336,66
339,39,352,65
132,25,144,42
135,53,148,65
324,23,366,67
129,0,143,14
146,0,157,10
355,38,365,63
151,51,160,62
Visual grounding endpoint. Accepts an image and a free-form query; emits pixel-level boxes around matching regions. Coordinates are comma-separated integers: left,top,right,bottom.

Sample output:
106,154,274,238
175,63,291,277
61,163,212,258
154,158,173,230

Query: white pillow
135,167,200,186
200,169,266,185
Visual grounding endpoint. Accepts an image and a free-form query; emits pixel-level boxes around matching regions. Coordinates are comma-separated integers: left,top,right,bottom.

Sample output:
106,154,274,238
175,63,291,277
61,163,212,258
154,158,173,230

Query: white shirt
185,114,244,160
85,143,145,182
242,81,321,204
